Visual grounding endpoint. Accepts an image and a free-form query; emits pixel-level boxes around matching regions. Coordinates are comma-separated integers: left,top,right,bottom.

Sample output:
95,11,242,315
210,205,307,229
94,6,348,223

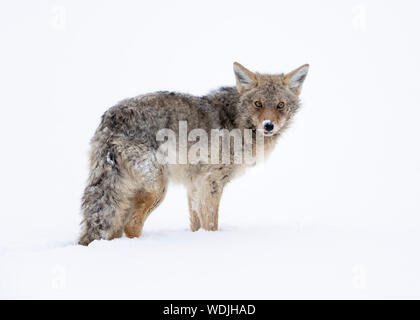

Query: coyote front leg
187,187,203,232
196,180,224,231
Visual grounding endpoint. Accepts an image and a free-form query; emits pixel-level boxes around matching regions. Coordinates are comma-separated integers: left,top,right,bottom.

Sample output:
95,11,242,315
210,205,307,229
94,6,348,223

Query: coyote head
233,62,309,136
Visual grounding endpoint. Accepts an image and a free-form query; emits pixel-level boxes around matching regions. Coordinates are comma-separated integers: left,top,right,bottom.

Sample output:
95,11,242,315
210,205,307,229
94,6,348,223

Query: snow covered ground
1,163,419,299
1,225,419,299
1,194,419,299
1,0,419,299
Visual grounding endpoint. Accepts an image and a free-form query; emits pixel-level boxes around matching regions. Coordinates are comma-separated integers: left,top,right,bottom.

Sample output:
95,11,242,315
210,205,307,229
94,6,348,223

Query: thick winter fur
79,62,309,245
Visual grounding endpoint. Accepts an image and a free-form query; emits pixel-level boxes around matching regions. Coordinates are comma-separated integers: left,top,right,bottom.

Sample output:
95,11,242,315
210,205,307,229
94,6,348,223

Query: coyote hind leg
122,144,168,239
79,137,166,245
124,186,166,238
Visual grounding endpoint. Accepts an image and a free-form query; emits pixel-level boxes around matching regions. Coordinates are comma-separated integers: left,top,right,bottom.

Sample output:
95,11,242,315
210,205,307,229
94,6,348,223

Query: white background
0,0,419,299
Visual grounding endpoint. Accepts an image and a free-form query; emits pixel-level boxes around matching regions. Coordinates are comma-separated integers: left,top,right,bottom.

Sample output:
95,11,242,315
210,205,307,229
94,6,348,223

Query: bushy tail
79,141,122,246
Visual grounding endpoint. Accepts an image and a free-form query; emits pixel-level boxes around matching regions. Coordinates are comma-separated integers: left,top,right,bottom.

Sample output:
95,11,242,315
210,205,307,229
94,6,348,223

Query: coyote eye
254,101,262,108
277,102,285,110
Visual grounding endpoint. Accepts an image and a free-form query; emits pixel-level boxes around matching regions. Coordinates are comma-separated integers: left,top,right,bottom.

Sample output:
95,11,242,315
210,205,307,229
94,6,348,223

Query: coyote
79,62,309,245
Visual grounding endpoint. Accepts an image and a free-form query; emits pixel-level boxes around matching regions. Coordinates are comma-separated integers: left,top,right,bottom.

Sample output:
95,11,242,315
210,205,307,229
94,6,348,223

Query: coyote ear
233,62,257,93
284,64,309,95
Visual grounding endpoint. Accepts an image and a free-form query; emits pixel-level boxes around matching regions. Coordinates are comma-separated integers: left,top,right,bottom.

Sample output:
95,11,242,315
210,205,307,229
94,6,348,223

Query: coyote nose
263,121,274,132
